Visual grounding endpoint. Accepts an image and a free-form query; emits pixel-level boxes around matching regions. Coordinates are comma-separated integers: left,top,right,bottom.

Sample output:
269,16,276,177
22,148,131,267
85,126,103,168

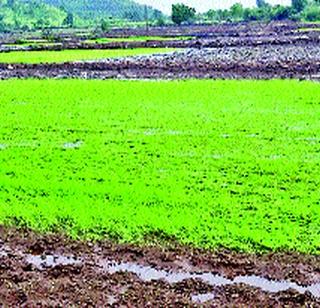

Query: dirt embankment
0,226,320,306
1,21,319,52
0,43,320,80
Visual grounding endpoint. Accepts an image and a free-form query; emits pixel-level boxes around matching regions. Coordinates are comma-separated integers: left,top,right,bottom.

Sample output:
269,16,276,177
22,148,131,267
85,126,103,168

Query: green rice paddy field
85,36,192,44
0,48,174,64
0,79,320,253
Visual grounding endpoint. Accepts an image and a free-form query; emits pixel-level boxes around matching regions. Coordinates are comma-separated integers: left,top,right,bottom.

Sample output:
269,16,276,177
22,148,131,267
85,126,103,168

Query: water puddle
100,260,320,298
107,295,118,305
191,293,215,304
0,244,10,257
25,254,81,270
62,140,83,149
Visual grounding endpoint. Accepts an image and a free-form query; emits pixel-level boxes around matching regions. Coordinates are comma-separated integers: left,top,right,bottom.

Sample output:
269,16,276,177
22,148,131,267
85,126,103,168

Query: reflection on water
26,254,81,269
100,260,320,299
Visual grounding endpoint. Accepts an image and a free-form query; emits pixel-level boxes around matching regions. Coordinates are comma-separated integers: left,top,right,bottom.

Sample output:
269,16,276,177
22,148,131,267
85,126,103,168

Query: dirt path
0,226,319,306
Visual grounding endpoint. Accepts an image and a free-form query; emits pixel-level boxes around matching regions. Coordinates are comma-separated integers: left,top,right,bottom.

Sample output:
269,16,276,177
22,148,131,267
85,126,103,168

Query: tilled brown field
1,43,320,81
1,226,320,306
0,22,320,81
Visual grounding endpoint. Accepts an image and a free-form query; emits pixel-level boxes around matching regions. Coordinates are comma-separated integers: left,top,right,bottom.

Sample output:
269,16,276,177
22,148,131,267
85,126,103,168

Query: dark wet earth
0,226,320,306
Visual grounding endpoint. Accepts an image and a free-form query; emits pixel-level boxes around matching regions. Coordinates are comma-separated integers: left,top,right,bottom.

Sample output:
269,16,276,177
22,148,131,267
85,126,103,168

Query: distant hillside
0,0,66,30
41,0,162,21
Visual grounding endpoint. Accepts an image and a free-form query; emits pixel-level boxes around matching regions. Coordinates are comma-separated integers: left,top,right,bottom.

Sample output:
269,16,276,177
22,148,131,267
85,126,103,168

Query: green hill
41,0,161,21
0,0,67,31
0,0,162,32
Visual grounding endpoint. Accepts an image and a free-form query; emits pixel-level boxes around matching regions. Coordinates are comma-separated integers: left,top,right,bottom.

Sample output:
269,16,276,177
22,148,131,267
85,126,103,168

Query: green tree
100,18,110,32
292,0,307,12
63,12,74,27
256,0,267,8
304,5,320,21
7,0,14,8
0,14,6,32
271,5,292,20
171,3,196,25
230,3,244,20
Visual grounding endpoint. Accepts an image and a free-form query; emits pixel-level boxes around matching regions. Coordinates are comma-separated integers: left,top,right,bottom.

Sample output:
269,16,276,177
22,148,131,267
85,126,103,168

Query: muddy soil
1,21,319,52
1,44,320,81
0,226,320,306
0,27,319,53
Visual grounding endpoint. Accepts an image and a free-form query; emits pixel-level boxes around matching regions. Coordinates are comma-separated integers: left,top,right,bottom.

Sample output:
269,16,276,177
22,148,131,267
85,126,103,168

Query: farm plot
0,48,175,64
84,36,192,44
0,79,320,253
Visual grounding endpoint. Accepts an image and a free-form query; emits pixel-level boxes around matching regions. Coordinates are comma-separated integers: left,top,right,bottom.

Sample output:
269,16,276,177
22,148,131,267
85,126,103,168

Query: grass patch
0,48,176,64
4,42,60,48
84,36,192,44
0,79,320,253
298,27,320,32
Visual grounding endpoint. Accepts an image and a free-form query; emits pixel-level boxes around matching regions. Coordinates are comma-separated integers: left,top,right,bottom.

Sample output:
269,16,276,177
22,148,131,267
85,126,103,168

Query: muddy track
0,226,320,306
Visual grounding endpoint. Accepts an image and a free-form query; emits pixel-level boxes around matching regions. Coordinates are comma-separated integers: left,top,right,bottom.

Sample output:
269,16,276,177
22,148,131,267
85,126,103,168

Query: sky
135,0,291,14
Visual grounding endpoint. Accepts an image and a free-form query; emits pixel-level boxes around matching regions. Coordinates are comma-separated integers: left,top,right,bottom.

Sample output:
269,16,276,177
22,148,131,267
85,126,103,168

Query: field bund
0,79,320,253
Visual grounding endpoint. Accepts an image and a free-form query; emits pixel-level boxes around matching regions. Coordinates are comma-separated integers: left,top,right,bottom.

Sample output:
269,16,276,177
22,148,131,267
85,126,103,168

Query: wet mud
1,226,320,306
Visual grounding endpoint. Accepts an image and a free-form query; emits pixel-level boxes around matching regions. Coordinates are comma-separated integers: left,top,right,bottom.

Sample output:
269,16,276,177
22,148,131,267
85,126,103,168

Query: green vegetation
1,0,320,32
0,48,175,63
42,0,163,21
85,36,191,44
0,0,67,31
1,79,320,253
298,27,320,31
171,3,196,25
202,0,320,23
0,0,163,31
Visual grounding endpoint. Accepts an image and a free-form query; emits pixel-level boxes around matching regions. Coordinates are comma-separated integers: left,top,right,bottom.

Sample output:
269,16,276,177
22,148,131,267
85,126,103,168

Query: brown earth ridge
0,44,320,81
0,226,320,306
0,21,320,80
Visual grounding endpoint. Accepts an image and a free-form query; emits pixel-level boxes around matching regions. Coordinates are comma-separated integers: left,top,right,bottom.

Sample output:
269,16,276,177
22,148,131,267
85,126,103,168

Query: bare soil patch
1,226,319,306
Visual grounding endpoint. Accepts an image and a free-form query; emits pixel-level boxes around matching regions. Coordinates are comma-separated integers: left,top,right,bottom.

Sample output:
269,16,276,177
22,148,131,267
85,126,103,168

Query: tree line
171,0,320,25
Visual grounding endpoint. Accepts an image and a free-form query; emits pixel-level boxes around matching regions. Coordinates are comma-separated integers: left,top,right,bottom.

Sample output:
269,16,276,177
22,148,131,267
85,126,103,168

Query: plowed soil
1,226,320,307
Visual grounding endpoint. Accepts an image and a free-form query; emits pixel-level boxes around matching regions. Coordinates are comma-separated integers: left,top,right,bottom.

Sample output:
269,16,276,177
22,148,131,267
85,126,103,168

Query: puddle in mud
0,245,9,257
107,295,118,305
192,293,215,304
62,140,83,149
26,254,81,270
100,261,320,299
